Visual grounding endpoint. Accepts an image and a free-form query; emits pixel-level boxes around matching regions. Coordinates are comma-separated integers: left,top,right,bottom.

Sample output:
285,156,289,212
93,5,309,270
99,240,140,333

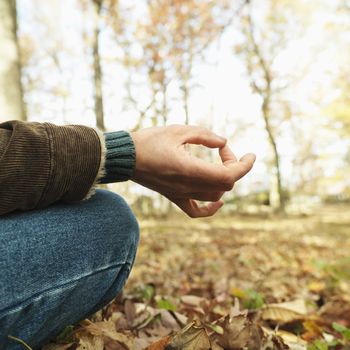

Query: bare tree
79,0,106,130
329,0,350,133
114,0,236,128
169,0,235,125
91,0,105,130
235,0,310,212
0,0,26,121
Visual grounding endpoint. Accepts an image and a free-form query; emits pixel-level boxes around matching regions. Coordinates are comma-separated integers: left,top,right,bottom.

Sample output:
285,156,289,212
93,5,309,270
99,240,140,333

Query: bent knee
91,190,140,265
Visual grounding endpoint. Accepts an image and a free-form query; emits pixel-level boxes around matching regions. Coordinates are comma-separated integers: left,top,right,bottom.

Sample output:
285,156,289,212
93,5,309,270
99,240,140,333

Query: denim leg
0,189,139,350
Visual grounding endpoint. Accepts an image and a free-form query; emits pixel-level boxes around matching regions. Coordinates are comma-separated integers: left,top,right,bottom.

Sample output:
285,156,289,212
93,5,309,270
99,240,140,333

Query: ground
43,205,350,350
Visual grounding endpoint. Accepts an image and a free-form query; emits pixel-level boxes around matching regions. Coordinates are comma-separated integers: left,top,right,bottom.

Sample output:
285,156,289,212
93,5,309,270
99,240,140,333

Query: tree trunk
0,0,26,122
262,100,285,213
161,82,168,126
92,0,105,130
183,82,190,125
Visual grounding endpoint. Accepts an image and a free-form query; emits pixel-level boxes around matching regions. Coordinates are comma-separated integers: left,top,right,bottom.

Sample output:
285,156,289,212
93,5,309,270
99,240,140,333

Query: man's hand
130,125,256,218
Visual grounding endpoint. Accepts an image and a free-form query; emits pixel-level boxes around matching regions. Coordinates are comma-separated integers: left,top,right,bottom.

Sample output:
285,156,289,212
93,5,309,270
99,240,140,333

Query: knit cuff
99,131,136,183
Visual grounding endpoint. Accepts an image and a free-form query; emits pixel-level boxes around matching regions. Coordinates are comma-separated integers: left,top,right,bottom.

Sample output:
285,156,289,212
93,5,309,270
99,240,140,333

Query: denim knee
94,189,140,267
0,189,140,350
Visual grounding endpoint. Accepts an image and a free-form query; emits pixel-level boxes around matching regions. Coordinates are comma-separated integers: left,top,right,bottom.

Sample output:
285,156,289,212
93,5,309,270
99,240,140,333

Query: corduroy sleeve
0,120,102,216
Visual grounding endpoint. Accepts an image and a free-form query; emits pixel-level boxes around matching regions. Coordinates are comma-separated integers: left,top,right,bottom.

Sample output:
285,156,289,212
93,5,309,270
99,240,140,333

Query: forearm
0,121,135,216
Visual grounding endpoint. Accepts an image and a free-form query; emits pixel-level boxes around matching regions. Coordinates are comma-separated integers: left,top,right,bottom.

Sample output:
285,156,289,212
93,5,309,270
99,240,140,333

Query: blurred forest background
1,0,350,349
1,0,350,215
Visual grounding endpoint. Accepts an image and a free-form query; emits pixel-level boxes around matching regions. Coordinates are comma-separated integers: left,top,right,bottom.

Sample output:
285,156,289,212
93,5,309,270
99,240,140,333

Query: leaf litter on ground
42,207,350,350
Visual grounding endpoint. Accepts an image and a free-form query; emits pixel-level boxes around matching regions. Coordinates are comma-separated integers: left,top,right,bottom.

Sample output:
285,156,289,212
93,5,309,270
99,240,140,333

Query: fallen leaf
214,314,264,350
42,344,74,350
180,295,205,307
271,329,307,350
261,299,307,323
319,297,350,327
166,321,211,350
125,300,137,326
144,336,171,350
76,334,104,350
76,320,134,349
302,319,325,342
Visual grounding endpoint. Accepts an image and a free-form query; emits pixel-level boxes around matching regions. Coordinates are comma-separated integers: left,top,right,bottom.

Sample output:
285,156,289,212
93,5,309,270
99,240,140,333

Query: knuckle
169,124,184,134
200,127,210,136
192,125,206,135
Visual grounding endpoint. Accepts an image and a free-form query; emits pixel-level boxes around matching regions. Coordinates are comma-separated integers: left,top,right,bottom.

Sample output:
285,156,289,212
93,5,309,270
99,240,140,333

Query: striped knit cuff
99,131,136,183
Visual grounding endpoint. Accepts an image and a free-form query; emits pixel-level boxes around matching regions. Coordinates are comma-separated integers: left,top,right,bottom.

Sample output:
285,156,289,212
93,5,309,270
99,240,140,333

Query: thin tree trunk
0,0,26,122
183,82,189,125
243,6,286,213
182,39,193,126
161,82,168,126
92,0,104,130
262,100,285,213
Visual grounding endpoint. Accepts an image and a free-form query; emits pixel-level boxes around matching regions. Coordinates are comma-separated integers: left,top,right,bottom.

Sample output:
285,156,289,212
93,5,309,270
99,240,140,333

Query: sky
17,0,349,197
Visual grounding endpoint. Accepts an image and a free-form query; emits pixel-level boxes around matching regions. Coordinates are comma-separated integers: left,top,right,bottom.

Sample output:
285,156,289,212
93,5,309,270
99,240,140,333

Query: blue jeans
0,190,139,350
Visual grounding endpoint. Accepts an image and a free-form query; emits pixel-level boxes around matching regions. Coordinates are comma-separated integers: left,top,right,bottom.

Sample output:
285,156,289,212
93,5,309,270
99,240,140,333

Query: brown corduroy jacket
0,120,103,216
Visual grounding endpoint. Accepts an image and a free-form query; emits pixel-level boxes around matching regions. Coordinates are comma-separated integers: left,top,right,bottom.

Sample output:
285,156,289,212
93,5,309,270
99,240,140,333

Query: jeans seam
0,262,128,317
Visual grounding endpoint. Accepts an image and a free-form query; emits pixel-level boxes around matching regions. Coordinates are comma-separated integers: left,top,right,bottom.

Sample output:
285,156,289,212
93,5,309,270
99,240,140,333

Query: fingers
183,126,227,149
182,191,225,202
219,144,237,165
171,198,224,218
184,152,255,191
225,153,256,183
218,145,256,186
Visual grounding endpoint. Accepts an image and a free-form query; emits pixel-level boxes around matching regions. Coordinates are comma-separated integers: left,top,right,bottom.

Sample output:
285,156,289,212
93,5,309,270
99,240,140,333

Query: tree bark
182,82,190,125
245,9,285,213
0,0,26,122
262,99,285,213
92,0,105,130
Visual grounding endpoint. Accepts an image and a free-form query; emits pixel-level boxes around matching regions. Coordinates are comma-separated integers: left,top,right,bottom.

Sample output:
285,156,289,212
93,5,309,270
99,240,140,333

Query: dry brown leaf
214,314,264,350
273,330,307,350
180,295,205,307
166,321,211,350
76,334,104,350
125,300,137,326
158,310,183,330
319,296,350,327
42,344,74,350
263,327,307,350
261,299,307,323
105,338,132,350
77,320,134,349
144,336,171,350
302,319,325,342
